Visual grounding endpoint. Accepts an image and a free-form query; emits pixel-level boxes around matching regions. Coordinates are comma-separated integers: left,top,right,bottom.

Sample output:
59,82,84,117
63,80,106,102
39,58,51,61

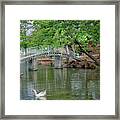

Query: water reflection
20,62,100,100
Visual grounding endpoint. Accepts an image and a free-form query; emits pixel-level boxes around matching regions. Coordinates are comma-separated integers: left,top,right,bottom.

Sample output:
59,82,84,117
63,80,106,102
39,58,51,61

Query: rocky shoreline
63,54,100,69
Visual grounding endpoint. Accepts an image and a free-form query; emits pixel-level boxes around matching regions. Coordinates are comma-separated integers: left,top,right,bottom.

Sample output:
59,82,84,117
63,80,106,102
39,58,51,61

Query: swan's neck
33,89,37,95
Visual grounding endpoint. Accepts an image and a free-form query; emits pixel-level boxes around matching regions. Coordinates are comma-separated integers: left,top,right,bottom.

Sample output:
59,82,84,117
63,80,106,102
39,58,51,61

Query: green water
20,62,100,100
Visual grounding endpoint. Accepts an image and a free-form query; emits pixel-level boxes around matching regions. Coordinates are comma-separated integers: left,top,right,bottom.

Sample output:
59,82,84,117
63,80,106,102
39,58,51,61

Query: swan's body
32,89,46,98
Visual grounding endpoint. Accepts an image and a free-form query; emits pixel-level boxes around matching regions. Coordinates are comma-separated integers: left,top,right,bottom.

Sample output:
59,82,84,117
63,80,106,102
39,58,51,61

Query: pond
20,61,100,100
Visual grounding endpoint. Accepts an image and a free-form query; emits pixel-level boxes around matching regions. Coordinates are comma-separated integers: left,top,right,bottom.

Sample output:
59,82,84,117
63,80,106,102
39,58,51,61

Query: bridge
20,47,80,69
20,49,77,62
20,52,75,61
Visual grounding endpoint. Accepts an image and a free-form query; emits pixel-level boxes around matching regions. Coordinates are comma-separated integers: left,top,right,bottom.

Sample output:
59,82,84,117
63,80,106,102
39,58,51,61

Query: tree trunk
24,48,27,56
64,45,81,62
75,40,100,66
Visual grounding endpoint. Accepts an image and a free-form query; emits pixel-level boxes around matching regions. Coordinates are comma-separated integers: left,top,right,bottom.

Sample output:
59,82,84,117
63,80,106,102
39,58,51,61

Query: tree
20,20,100,65
20,20,33,54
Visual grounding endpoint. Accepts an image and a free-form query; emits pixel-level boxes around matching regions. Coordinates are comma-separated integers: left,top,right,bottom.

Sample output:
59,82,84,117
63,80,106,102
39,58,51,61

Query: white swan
32,89,46,98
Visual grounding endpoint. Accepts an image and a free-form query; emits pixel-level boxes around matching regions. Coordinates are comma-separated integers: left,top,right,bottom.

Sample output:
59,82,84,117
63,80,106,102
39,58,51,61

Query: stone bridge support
28,57,38,71
54,55,63,68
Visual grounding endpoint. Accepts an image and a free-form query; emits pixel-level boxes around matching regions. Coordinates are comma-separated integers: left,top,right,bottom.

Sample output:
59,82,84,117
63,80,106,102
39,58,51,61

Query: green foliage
20,20,33,48
20,20,100,51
